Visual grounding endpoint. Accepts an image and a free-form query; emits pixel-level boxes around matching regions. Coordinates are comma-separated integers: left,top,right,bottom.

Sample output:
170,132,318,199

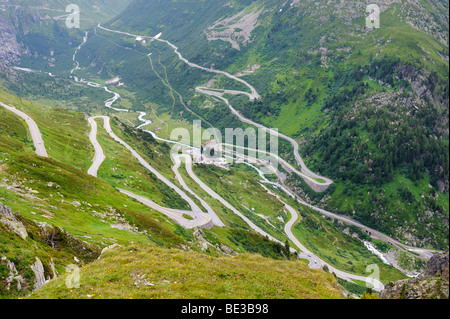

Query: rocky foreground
380,252,449,299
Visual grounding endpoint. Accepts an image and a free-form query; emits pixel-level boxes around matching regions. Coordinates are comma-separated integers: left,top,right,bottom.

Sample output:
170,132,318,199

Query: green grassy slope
0,88,93,171
28,244,343,299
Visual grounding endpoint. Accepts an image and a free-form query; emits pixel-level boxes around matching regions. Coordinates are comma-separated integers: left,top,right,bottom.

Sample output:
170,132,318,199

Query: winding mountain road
259,183,385,291
87,116,214,229
77,26,438,292
92,116,203,212
97,24,332,191
196,88,333,187
172,154,225,227
1,102,48,157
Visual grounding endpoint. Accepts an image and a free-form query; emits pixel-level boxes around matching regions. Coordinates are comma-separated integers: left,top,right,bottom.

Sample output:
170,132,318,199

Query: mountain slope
0,0,448,300
28,243,343,299
0,0,133,73
82,0,450,249
1,87,324,298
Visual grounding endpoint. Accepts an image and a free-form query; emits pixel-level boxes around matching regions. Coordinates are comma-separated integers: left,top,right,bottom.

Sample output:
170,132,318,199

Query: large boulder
0,201,28,240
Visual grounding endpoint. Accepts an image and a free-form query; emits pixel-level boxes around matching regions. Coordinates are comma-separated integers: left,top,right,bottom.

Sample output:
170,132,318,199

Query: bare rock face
204,5,264,50
0,201,28,240
426,252,449,280
380,252,449,299
0,18,21,65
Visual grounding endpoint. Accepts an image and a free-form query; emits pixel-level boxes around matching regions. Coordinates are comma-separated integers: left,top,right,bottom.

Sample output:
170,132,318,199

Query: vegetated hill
380,251,449,299
0,89,187,298
87,0,448,249
28,243,343,299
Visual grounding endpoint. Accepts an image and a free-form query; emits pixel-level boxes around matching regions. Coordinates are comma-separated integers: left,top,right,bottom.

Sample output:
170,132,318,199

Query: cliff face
380,252,449,299
0,17,22,65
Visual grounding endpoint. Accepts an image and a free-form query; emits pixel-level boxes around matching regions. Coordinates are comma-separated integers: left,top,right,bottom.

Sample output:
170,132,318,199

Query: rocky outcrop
35,223,102,263
30,257,47,291
426,252,449,280
0,201,28,240
204,5,264,50
380,252,449,299
3,258,25,291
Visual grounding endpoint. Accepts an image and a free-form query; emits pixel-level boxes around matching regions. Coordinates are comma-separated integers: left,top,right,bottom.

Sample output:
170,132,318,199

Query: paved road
1,102,48,157
172,154,225,227
292,193,437,260
175,154,282,243
259,183,385,291
220,142,331,189
119,189,213,229
87,116,213,229
98,24,332,190
87,117,106,177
